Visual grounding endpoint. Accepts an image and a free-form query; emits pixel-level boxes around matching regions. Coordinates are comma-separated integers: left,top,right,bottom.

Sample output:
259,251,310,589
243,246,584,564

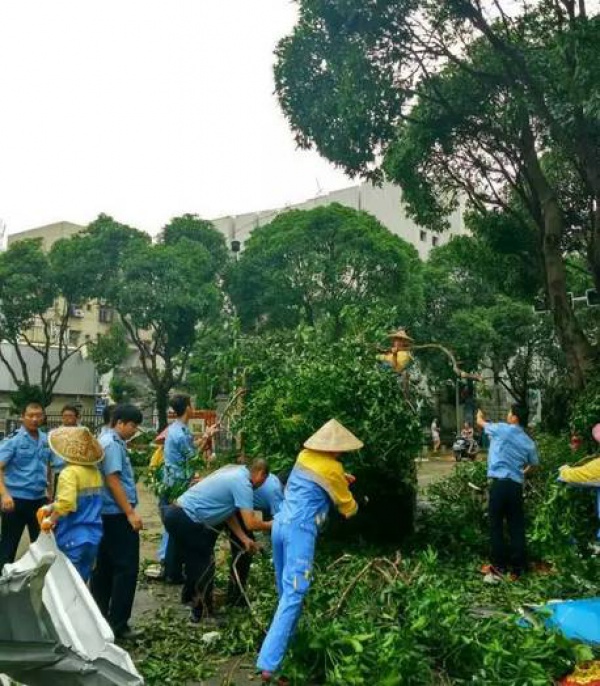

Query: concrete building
5,182,465,352
0,342,97,421
6,220,83,251
211,181,466,260
6,222,115,349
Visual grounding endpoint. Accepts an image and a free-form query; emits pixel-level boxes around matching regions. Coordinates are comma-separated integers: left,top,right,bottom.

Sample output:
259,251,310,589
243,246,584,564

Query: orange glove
36,505,53,531
40,517,55,533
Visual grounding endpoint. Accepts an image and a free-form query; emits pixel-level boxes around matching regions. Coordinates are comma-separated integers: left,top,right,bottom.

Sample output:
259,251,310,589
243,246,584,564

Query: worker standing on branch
256,419,361,684
376,328,413,373
37,426,104,582
477,406,539,582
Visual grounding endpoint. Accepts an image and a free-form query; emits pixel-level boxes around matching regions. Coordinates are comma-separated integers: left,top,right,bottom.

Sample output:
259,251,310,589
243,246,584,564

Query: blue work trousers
257,519,317,673
64,541,99,583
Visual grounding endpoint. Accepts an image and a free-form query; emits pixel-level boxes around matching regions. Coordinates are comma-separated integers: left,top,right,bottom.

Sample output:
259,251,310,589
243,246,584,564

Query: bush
239,328,421,544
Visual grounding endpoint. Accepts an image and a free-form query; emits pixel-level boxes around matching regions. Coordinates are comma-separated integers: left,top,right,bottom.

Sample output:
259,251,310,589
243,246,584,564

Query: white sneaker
483,572,502,585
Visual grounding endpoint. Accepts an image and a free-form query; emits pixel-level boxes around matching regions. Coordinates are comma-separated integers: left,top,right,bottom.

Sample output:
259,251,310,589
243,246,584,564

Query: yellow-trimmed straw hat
49,426,104,466
303,419,363,453
388,327,414,342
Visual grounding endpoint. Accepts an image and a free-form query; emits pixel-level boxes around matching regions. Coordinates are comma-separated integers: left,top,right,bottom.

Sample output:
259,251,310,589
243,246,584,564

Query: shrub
239,328,421,544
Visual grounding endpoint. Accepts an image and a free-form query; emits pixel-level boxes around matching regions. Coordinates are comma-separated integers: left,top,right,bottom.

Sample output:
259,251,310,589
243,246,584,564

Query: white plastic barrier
0,533,144,686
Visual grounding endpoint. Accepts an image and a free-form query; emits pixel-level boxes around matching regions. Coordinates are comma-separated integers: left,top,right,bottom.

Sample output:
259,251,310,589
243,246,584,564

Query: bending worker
164,459,271,623
257,419,361,684
228,468,284,609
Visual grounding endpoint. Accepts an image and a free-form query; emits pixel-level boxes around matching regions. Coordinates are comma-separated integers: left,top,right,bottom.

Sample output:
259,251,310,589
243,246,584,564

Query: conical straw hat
49,426,104,466
388,328,413,342
303,419,363,453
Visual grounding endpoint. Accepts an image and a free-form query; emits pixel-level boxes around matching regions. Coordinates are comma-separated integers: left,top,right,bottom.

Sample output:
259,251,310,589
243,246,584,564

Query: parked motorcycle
453,435,479,461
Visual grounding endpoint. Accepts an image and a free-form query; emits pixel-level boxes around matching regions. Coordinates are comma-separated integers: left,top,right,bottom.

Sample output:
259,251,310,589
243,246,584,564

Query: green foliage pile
239,327,421,544
136,545,598,685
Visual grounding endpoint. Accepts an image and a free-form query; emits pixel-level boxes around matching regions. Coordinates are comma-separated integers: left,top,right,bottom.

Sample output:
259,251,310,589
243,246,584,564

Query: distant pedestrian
91,404,144,640
61,404,80,428
477,405,539,582
0,402,52,571
431,418,441,453
37,426,104,582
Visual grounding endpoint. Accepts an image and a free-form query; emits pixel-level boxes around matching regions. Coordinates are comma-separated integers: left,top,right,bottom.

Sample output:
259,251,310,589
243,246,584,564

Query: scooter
453,435,479,461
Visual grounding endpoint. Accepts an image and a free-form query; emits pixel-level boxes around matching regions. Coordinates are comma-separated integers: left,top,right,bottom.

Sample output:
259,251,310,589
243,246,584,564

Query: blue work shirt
253,473,284,517
0,426,52,500
177,465,253,526
50,453,66,474
276,468,331,534
163,420,196,487
484,422,539,484
98,429,138,515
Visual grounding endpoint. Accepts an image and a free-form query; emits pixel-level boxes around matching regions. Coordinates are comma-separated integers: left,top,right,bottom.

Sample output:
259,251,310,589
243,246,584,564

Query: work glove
36,505,54,532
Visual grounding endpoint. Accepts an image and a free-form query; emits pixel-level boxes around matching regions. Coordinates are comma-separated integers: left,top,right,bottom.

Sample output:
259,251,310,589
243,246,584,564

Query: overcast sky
0,0,351,237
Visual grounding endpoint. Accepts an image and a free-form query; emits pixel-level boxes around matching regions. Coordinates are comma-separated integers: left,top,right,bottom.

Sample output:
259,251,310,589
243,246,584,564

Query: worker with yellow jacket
37,426,105,582
558,423,600,545
257,419,361,684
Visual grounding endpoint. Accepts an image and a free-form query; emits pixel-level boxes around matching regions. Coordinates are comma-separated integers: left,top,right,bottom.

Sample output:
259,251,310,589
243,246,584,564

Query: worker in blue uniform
256,419,362,684
227,470,284,608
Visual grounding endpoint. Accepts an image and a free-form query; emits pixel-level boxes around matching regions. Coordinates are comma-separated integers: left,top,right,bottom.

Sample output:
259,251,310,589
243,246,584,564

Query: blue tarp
523,598,600,645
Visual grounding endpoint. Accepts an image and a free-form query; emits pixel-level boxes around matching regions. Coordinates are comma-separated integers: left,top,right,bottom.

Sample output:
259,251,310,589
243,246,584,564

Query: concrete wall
211,181,466,259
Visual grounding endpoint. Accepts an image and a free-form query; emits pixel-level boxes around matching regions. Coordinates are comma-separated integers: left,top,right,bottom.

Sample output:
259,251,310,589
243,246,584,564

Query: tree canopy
80,214,230,427
227,203,423,336
274,0,599,387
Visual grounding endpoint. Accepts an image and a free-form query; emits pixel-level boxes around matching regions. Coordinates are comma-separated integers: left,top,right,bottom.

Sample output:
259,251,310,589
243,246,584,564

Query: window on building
420,230,427,242
68,303,85,318
68,330,81,347
432,236,439,247
98,306,113,324
84,334,91,341
86,303,92,311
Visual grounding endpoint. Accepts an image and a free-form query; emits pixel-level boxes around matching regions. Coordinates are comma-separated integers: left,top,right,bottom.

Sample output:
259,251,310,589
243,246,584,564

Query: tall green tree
274,0,599,387
227,203,423,336
81,214,230,427
419,235,565,411
0,238,92,407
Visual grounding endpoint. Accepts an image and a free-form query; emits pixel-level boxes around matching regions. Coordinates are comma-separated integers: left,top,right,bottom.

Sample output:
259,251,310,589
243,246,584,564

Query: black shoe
114,625,142,641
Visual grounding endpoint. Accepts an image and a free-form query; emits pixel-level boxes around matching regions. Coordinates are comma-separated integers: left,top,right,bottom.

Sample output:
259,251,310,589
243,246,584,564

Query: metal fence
4,413,104,437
